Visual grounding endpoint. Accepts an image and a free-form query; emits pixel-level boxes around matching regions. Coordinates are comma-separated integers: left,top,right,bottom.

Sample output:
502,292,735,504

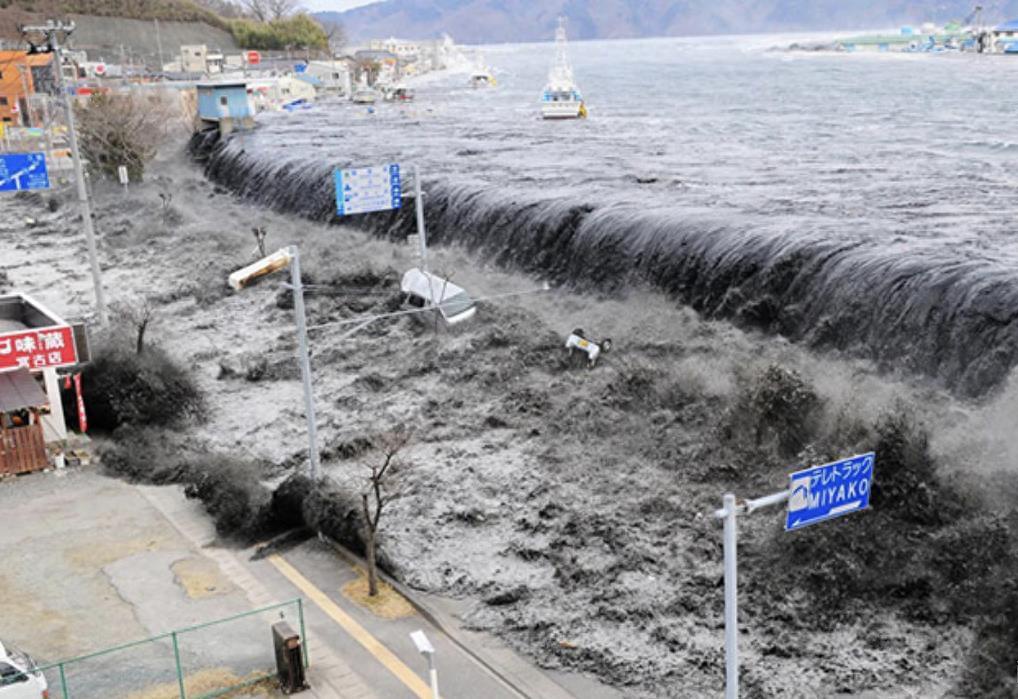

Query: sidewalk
138,484,378,699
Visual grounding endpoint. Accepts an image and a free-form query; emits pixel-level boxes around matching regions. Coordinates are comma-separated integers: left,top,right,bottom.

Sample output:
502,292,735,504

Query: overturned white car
401,268,477,325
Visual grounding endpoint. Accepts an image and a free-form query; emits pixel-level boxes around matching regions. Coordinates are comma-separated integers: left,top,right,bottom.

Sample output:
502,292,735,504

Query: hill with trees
0,0,330,52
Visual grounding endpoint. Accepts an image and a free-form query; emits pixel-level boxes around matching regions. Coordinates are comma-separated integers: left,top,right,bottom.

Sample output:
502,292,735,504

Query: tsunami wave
191,129,1018,398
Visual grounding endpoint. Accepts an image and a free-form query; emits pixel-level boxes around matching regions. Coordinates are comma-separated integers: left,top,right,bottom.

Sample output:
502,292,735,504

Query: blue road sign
334,163,402,216
785,452,875,531
0,152,50,192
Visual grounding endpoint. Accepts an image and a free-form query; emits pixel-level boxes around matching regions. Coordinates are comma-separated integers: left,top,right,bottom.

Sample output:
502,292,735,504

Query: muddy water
199,35,1018,397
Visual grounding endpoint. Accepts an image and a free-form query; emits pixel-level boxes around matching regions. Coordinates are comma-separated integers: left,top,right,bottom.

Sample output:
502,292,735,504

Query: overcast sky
300,0,378,11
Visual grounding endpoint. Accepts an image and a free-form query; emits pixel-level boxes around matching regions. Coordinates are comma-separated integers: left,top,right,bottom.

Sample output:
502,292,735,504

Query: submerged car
401,268,477,325
0,641,48,699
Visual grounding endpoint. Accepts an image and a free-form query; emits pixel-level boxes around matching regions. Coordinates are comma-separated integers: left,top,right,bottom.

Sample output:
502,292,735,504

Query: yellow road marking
267,554,432,699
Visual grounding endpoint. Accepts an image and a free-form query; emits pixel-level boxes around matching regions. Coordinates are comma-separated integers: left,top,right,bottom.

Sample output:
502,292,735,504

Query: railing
28,598,307,699
0,423,47,476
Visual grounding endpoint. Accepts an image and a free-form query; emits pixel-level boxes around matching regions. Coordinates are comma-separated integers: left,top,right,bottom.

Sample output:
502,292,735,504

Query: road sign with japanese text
334,163,402,216
0,326,79,372
0,152,49,192
786,452,875,531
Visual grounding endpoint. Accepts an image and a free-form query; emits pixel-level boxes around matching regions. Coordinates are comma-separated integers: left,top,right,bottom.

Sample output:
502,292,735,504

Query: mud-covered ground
5,150,1018,698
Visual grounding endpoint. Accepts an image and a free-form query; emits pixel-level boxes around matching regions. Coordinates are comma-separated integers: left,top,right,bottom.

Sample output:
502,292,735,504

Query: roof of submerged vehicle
401,268,476,324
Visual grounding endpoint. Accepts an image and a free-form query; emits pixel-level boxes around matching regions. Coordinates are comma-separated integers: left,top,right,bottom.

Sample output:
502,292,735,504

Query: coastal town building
0,293,88,474
0,51,55,125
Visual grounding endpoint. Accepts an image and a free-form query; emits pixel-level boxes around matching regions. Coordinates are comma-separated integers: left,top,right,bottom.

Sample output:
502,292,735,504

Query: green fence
31,598,307,699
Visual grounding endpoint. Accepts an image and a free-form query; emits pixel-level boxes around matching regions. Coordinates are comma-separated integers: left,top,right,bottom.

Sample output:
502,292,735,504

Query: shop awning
0,368,48,413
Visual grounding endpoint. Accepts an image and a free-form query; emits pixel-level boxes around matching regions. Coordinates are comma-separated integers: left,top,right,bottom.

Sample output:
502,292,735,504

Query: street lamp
409,630,439,699
228,245,320,480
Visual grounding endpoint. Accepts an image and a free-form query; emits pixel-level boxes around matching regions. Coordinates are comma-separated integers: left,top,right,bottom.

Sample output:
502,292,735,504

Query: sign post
714,453,875,699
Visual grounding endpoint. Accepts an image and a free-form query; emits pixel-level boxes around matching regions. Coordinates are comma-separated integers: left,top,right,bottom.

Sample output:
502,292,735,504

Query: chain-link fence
30,598,306,699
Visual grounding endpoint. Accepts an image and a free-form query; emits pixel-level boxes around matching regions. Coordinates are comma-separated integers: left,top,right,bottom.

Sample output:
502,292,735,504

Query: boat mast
552,16,573,83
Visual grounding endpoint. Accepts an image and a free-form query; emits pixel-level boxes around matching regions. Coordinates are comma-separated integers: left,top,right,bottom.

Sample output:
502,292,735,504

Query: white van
0,641,48,699
401,268,477,325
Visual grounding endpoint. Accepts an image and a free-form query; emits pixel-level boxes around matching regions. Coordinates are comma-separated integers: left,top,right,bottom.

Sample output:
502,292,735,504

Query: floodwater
201,34,1018,396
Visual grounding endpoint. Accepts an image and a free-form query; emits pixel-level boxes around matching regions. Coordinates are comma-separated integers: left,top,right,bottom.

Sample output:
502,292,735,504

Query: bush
101,425,274,539
726,364,821,458
83,344,203,431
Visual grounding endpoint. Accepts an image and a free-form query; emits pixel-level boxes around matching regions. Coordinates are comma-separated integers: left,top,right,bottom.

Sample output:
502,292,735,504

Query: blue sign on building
335,163,402,216
785,452,875,531
0,152,50,192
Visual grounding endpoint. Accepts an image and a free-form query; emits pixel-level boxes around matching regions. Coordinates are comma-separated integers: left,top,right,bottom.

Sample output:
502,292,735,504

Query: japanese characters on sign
0,326,78,371
785,452,875,531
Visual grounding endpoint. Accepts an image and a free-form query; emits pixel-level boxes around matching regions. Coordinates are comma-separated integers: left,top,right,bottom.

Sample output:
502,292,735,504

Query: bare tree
251,226,268,258
360,428,413,597
111,295,155,355
242,0,301,20
75,90,185,182
238,0,268,20
318,18,346,54
267,0,302,19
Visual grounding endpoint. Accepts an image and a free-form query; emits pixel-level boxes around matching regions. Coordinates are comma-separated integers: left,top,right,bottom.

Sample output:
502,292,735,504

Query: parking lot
0,467,281,698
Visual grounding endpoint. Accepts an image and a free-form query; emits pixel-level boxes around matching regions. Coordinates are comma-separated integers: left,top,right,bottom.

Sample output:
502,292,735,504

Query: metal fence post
58,662,68,699
171,631,186,699
298,598,309,668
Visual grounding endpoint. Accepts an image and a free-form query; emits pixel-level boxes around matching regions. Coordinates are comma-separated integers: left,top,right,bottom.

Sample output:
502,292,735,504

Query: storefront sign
0,326,78,371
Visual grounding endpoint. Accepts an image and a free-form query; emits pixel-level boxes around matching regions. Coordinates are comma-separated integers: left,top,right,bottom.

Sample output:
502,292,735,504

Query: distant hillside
0,0,229,28
317,0,1018,43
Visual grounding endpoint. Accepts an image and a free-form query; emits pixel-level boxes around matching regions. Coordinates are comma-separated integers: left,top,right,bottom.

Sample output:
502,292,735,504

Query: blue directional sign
785,452,875,531
334,163,402,216
0,152,50,192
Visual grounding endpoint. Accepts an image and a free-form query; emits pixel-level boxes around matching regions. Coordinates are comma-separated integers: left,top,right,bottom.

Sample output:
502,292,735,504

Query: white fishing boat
470,69,497,88
541,18,587,120
469,53,497,88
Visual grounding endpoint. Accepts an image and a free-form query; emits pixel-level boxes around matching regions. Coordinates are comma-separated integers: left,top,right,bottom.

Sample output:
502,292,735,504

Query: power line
305,285,551,334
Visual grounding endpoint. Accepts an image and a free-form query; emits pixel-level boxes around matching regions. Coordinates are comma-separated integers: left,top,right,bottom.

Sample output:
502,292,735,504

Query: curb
316,533,576,699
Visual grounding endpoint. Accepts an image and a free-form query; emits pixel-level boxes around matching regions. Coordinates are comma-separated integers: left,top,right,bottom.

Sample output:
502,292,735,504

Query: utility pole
154,19,164,73
21,20,107,325
287,246,321,481
16,65,32,127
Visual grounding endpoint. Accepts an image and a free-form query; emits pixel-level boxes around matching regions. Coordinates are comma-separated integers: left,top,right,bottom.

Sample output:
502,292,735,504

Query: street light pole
714,488,791,699
22,20,107,325
288,245,321,481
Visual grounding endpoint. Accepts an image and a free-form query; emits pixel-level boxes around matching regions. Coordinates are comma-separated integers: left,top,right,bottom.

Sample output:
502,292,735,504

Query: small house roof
0,368,48,413
196,82,248,90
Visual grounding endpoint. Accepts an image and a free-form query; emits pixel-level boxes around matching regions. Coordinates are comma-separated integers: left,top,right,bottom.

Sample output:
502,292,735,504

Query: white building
303,61,353,95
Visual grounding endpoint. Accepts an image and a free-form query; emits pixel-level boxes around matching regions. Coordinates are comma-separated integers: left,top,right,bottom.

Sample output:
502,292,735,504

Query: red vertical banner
73,372,87,433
